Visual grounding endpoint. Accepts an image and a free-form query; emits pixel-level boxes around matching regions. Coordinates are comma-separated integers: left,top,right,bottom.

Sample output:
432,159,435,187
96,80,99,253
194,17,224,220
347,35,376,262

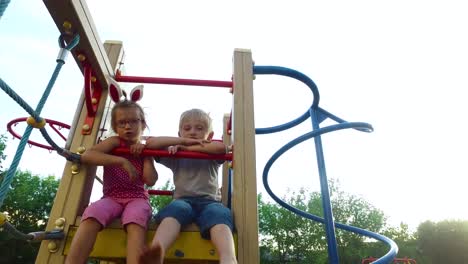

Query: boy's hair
110,100,147,132
179,108,213,132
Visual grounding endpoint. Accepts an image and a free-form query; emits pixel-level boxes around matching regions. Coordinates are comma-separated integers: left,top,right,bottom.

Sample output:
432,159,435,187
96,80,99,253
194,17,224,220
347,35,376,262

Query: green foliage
328,180,387,263
0,134,7,171
259,191,327,263
0,170,60,264
149,180,174,214
258,180,414,264
417,220,468,263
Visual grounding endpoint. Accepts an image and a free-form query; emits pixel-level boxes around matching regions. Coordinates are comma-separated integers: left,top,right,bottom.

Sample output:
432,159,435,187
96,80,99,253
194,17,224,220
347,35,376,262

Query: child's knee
155,200,193,225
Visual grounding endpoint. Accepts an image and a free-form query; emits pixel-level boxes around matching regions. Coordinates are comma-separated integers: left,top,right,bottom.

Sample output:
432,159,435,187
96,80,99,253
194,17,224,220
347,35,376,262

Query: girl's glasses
116,119,142,128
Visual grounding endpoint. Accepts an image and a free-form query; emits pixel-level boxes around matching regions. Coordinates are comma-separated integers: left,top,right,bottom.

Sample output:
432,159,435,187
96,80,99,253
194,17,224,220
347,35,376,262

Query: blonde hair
179,108,213,132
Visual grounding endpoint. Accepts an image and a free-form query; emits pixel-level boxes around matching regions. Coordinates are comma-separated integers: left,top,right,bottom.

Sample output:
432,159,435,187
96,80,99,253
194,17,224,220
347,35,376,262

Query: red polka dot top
102,139,148,199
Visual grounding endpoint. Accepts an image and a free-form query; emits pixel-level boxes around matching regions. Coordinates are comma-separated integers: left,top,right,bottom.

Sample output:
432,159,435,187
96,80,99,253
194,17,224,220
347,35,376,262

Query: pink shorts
82,197,152,229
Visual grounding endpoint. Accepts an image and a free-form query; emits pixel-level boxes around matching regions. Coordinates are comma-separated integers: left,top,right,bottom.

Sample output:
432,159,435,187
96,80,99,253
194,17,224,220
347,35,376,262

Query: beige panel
232,49,259,264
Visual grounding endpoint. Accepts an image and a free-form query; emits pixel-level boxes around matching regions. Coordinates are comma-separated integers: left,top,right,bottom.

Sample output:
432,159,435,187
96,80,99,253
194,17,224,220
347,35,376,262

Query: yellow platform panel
63,225,236,262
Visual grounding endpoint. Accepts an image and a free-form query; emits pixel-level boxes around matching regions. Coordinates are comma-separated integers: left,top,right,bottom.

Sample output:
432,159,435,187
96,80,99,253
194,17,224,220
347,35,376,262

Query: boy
140,109,237,264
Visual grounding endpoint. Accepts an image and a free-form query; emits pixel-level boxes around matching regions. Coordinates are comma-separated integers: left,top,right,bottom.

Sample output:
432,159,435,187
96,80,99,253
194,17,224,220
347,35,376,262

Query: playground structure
0,1,401,263
362,257,417,264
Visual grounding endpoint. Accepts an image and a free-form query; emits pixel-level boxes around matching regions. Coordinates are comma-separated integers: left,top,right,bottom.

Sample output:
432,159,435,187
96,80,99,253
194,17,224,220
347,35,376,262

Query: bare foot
139,243,163,264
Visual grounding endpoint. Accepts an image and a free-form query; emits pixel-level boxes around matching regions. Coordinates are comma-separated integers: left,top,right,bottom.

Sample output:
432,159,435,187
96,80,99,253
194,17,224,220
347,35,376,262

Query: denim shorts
154,196,234,239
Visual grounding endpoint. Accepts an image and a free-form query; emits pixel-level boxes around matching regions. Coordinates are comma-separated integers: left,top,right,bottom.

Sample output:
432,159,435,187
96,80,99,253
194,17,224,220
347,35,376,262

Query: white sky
1,0,468,231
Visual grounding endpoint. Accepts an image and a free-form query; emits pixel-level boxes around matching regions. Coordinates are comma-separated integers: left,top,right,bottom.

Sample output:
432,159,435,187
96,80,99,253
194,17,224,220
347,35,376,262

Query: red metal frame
148,190,173,196
116,146,232,198
7,117,70,151
112,148,232,161
82,63,103,135
115,75,233,88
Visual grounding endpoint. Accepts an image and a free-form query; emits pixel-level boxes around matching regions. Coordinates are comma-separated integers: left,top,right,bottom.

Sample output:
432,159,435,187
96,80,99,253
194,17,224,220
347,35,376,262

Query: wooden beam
42,0,115,91
232,49,259,264
222,113,232,207
35,1,124,260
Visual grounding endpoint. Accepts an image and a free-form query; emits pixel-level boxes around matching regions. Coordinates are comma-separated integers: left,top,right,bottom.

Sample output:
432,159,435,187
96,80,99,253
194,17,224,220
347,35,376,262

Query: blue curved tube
262,122,397,263
254,64,397,263
254,66,321,133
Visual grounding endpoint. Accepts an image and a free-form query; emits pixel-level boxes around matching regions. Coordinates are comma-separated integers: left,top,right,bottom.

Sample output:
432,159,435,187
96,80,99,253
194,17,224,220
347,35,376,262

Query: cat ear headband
108,77,143,103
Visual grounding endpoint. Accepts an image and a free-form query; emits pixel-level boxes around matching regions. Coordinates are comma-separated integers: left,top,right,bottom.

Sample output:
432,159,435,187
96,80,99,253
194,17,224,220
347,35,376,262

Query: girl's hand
130,142,145,156
121,159,138,181
168,145,181,154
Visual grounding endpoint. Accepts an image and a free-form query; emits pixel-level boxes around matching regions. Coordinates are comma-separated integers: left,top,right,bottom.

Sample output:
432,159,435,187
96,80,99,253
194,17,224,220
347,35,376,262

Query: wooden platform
63,217,236,262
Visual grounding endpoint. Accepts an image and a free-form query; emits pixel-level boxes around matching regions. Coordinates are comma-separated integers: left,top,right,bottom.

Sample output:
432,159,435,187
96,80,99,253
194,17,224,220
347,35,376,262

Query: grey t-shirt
158,158,223,201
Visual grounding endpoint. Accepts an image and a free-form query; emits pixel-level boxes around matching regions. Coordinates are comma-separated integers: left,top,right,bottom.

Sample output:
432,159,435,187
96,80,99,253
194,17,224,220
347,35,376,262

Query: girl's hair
110,100,147,132
179,108,213,132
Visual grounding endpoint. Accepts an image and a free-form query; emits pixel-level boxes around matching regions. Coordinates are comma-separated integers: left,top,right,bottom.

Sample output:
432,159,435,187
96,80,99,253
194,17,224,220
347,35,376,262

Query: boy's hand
184,138,210,146
130,143,145,156
121,159,138,181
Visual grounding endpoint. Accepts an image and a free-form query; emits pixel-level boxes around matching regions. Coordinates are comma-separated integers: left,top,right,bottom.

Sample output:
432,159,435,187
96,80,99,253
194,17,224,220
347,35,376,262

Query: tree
0,134,6,171
329,180,387,264
0,171,60,263
149,180,174,214
259,191,327,263
0,136,60,263
417,220,468,264
258,180,395,264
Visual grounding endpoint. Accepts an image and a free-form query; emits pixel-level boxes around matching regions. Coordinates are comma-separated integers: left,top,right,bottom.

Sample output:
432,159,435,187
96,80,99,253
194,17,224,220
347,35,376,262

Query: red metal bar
7,117,70,151
115,75,233,88
148,190,173,196
82,67,103,135
49,123,67,141
83,64,94,116
112,148,232,161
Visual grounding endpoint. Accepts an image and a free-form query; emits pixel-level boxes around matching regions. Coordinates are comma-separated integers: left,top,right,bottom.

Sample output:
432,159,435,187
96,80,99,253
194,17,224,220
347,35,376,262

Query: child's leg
153,217,182,252
120,198,152,264
126,223,147,264
210,224,237,264
197,200,237,264
66,198,122,264
65,218,101,264
140,199,194,264
139,217,181,264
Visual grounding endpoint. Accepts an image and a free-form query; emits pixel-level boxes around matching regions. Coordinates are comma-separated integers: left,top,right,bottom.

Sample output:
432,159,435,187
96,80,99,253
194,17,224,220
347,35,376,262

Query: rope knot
26,116,46,128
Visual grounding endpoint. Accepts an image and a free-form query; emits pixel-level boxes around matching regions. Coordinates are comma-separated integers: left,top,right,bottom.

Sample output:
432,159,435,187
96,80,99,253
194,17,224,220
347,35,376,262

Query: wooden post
231,49,259,264
36,40,123,264
221,113,232,207
36,2,125,263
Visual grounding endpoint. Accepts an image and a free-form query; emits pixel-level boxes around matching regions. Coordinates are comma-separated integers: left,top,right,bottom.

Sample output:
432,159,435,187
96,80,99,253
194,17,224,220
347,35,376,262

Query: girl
66,85,206,264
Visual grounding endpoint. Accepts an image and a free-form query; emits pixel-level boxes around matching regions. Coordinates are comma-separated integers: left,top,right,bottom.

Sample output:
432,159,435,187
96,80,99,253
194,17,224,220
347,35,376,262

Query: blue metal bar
310,107,339,263
254,64,397,264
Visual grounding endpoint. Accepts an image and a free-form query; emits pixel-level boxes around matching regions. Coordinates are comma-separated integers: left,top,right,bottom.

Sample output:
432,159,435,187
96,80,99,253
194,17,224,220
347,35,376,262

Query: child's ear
207,131,214,140
130,85,144,102
108,77,123,103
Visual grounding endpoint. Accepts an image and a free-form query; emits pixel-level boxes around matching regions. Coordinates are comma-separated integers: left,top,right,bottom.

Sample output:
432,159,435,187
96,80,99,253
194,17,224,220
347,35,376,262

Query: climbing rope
0,33,80,208
0,212,64,241
0,0,10,20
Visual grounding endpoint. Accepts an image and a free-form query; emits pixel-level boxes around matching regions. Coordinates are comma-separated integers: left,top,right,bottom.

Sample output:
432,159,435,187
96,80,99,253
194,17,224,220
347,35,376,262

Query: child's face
114,107,144,144
179,119,210,140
